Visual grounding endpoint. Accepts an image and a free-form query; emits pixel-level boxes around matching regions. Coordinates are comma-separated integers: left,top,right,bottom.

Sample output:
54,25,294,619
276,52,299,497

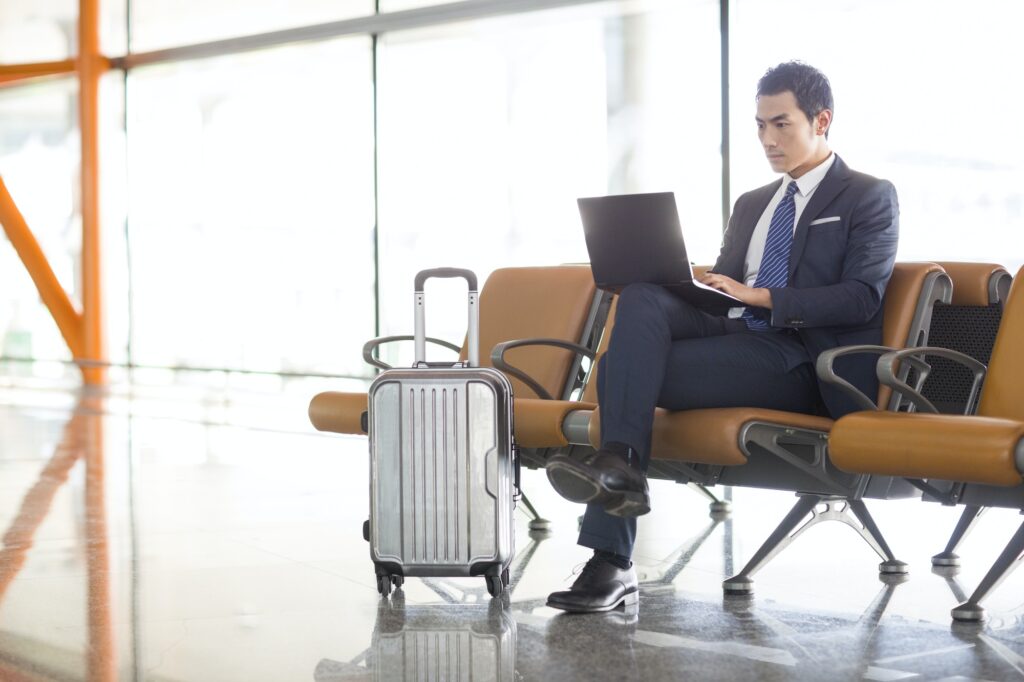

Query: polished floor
1,385,1023,681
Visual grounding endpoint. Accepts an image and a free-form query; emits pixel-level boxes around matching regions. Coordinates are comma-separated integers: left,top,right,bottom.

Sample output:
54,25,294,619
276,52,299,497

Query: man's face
756,91,829,178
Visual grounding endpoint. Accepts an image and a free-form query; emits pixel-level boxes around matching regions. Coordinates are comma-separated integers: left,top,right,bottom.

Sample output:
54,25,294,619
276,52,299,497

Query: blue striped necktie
743,180,799,331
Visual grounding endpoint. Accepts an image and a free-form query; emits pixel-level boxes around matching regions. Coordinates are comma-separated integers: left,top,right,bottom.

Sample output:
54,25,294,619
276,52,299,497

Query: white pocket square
809,216,841,226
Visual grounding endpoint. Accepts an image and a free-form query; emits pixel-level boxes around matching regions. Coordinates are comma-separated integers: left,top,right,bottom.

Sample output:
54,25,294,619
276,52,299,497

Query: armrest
490,338,596,401
876,346,987,415
815,345,897,412
362,335,461,370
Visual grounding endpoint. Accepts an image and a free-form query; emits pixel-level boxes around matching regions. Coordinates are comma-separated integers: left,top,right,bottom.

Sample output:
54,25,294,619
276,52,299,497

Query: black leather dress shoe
546,447,651,517
547,553,639,613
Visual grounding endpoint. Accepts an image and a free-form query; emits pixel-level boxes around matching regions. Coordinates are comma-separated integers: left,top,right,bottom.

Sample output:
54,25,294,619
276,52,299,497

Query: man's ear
816,109,833,137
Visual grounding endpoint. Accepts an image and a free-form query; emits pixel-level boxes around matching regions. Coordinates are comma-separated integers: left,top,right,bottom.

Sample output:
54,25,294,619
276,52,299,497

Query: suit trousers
577,283,821,558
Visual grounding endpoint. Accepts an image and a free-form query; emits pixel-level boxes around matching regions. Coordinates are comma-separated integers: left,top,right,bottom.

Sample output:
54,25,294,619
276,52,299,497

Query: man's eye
777,122,788,128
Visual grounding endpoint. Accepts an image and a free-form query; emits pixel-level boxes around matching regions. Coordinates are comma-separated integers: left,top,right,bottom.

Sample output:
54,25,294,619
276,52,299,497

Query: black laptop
578,192,741,308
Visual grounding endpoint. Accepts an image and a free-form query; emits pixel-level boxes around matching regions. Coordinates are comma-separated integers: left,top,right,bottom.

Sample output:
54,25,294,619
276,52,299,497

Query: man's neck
789,149,832,179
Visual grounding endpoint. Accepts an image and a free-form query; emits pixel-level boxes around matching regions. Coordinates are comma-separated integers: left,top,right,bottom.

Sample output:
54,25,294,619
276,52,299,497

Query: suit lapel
788,154,852,279
727,180,780,278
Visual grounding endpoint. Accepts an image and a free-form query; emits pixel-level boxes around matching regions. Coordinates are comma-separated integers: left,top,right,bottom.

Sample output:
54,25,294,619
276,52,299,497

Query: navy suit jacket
711,154,899,418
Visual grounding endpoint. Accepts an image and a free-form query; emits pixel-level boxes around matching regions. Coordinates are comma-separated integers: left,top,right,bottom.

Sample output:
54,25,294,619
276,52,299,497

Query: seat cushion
587,406,833,466
831,411,1024,486
514,398,596,448
309,391,368,434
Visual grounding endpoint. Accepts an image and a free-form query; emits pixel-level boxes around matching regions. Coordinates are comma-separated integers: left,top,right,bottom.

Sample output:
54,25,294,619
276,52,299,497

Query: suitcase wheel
376,573,392,597
486,574,503,598
501,567,510,587
362,519,370,542
391,575,404,589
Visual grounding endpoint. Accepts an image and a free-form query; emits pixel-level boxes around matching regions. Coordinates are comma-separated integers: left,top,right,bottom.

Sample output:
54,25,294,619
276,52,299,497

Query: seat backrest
917,263,1011,413
978,266,1024,421
460,266,597,399
877,262,950,408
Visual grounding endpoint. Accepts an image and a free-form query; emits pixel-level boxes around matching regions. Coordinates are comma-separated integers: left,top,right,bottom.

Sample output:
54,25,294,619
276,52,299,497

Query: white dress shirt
728,152,836,318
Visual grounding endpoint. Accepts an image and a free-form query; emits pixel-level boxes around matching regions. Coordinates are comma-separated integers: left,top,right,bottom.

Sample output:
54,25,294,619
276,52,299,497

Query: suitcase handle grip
414,268,478,292
414,268,480,367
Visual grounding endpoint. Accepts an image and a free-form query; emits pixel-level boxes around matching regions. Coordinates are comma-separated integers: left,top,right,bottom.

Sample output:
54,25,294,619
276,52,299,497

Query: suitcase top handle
414,268,478,293
414,268,480,367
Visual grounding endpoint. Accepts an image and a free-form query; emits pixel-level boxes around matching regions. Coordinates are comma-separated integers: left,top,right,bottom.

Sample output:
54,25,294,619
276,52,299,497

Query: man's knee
616,283,668,321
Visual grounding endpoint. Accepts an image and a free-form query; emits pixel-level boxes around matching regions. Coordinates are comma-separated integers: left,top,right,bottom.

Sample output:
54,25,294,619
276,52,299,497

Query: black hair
757,62,833,136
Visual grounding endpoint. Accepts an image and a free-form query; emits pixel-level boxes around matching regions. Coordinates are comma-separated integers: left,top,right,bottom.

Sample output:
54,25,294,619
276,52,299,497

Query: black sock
595,549,632,570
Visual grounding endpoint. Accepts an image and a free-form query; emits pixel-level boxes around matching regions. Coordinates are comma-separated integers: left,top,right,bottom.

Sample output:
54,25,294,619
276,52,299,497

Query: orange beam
78,0,108,385
0,59,76,86
0,177,84,357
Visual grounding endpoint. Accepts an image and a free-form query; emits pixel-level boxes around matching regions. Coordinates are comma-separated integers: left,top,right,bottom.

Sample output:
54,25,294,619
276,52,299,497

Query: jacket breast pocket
808,219,845,233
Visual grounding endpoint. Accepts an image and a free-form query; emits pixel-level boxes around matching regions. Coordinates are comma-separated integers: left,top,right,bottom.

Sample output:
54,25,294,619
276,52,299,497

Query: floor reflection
0,392,116,681
2,387,1024,681
316,596,517,681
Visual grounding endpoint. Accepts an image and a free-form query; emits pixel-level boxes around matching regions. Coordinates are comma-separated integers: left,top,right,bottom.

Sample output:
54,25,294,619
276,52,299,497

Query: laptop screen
577,192,694,292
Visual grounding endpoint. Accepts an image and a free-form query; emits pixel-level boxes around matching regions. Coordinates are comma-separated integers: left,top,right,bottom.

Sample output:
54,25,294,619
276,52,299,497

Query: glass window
0,75,128,375
730,0,1024,273
0,0,126,61
0,79,79,366
376,1,721,361
0,0,76,63
126,38,376,377
130,0,373,53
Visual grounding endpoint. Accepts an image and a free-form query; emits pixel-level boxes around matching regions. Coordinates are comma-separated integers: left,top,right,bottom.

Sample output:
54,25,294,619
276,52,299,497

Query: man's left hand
698,273,773,308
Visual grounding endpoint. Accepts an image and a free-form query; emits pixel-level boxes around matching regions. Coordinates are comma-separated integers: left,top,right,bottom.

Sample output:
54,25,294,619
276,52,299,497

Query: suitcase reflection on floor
313,596,517,682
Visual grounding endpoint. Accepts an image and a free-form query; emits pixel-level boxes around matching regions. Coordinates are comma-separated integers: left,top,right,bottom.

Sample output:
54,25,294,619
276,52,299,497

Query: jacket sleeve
770,180,899,329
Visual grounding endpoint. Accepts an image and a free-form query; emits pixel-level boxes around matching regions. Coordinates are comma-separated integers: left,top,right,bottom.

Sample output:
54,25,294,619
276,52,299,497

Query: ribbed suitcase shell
368,366,515,577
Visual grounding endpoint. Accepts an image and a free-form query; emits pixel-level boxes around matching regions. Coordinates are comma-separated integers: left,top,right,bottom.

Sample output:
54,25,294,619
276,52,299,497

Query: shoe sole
546,461,651,517
547,588,640,614
546,461,607,504
605,491,651,518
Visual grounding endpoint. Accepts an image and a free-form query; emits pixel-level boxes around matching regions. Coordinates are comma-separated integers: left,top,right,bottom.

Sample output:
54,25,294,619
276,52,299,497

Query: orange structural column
78,0,110,384
0,177,84,357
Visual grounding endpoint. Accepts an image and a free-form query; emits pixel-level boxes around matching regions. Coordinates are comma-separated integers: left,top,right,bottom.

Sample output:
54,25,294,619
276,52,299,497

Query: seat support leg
723,495,906,595
518,493,551,532
723,494,821,595
847,499,908,574
689,482,731,515
952,519,1024,623
932,505,985,567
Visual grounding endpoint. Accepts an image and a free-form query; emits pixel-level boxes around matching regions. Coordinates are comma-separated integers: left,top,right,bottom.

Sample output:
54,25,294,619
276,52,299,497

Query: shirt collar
784,152,835,197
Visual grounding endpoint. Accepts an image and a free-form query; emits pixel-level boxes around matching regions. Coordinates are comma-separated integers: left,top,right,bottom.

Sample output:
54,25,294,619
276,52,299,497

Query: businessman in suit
545,62,899,613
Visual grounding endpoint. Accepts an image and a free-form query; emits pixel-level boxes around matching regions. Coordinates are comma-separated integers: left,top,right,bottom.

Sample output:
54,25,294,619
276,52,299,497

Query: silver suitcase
367,268,518,598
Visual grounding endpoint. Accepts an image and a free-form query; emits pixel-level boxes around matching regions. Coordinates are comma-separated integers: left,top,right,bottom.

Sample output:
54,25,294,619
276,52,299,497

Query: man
544,62,899,613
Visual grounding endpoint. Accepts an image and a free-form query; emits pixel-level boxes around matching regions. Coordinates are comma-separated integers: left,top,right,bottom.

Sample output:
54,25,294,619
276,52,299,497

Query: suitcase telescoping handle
414,268,479,367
